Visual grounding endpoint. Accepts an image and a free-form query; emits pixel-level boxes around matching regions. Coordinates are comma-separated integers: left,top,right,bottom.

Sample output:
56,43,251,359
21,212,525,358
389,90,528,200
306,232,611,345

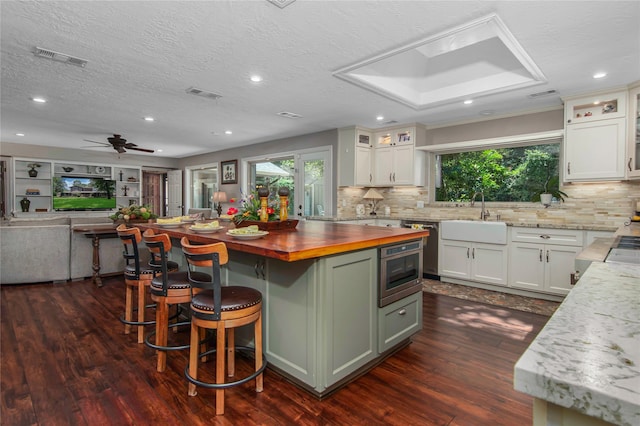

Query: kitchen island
514,261,640,426
137,220,429,397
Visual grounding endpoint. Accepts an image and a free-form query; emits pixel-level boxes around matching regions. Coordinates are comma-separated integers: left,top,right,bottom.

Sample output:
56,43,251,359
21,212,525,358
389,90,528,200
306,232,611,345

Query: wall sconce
363,188,384,216
212,191,227,217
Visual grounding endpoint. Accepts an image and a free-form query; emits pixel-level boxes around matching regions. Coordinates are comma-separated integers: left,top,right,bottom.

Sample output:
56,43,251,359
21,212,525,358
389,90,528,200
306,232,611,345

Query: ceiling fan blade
83,139,110,146
127,146,155,153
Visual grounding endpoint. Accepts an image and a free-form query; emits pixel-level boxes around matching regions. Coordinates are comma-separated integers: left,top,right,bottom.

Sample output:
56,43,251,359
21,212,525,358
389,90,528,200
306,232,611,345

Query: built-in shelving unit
11,158,141,214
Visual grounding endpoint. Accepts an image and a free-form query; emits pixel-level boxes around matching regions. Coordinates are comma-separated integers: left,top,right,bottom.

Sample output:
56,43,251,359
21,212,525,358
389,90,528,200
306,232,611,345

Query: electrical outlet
416,201,424,208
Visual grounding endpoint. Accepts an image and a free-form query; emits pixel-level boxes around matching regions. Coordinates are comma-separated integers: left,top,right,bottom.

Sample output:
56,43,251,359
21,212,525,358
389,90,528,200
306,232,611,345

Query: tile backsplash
337,181,640,229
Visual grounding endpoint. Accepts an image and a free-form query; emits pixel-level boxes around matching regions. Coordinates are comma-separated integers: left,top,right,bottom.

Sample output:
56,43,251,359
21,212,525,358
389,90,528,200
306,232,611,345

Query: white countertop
514,261,640,426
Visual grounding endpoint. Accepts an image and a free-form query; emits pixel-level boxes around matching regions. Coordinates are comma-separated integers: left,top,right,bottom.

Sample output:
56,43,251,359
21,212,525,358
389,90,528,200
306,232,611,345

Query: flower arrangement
230,190,281,223
109,204,157,222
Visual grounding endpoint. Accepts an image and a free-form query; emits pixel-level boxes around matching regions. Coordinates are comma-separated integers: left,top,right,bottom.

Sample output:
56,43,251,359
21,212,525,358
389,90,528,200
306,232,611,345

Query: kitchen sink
440,220,507,244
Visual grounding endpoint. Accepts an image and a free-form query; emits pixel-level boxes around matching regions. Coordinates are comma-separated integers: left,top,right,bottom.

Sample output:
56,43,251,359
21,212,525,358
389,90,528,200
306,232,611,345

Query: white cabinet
338,127,373,186
563,91,627,182
14,159,53,213
339,124,426,187
439,239,508,286
114,167,142,207
627,83,640,178
373,125,426,186
509,227,583,296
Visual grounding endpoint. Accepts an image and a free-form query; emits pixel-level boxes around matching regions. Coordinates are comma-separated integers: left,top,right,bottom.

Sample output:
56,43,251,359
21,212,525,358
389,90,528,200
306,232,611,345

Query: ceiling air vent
185,87,222,100
277,111,302,119
527,89,557,99
383,120,398,125
33,47,88,67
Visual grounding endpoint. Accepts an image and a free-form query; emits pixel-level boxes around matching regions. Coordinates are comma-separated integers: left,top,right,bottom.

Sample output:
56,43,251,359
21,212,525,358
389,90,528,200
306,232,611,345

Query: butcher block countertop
136,220,429,262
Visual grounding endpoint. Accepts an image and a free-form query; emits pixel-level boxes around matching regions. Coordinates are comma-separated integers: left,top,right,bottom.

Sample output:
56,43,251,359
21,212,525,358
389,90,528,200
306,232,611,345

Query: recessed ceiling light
593,72,607,79
16,133,25,136
31,97,46,103
376,115,384,121
225,130,233,135
250,75,263,83
157,149,163,153
144,116,154,122
479,110,495,116
464,100,473,105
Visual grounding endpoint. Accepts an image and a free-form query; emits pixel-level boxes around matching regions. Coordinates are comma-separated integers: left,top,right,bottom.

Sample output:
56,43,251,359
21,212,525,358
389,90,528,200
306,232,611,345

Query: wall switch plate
417,201,425,208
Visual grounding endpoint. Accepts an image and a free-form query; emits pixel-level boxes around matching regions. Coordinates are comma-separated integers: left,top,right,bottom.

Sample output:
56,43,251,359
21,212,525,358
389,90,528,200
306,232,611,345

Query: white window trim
416,130,563,154
240,145,334,216
184,162,218,211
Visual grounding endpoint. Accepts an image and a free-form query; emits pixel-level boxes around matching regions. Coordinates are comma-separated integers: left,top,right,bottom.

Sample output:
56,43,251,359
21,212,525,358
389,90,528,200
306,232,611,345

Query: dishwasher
401,220,439,279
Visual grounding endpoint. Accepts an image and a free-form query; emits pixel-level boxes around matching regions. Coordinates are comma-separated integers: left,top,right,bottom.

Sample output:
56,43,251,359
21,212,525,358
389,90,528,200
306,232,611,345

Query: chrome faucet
471,191,490,221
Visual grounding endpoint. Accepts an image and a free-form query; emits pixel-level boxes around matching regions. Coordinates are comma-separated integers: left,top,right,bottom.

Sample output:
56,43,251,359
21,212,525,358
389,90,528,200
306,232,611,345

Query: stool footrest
144,321,191,351
184,346,267,390
119,303,157,326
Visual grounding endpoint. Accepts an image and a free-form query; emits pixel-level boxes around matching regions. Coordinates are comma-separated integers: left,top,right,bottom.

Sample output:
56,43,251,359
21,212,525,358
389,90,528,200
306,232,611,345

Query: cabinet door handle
540,234,551,239
260,259,266,280
546,250,550,263
539,249,543,262
567,162,571,175
467,248,470,258
629,157,633,172
393,172,396,182
254,261,260,278
369,174,372,183
472,248,475,259
389,173,393,182
398,309,407,316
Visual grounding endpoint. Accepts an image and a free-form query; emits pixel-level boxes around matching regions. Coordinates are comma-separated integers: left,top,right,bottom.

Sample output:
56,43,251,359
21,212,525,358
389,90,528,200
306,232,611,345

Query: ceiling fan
83,134,154,154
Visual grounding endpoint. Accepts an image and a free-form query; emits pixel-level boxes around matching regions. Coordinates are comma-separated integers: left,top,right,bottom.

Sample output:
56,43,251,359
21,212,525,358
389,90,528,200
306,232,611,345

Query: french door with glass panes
245,148,332,218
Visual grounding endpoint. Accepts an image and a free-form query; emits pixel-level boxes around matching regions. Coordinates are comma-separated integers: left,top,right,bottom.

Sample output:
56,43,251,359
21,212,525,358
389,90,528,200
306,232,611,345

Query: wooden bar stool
142,229,211,372
181,237,266,416
116,224,160,343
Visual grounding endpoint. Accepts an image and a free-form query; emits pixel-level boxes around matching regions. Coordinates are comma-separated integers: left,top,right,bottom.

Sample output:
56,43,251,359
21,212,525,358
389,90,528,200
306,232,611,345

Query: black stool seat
150,270,209,295
191,286,262,316
124,264,155,279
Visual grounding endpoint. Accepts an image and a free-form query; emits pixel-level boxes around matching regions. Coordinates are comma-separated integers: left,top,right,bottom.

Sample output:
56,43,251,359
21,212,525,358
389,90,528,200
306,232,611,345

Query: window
244,147,332,217
435,142,563,203
187,165,217,209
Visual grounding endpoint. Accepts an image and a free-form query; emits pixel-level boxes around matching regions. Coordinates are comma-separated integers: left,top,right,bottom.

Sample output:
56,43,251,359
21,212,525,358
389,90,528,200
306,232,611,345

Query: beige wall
422,108,564,146
0,141,179,169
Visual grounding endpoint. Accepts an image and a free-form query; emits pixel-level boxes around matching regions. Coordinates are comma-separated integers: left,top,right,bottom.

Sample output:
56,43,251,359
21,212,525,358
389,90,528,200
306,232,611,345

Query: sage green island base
225,247,423,397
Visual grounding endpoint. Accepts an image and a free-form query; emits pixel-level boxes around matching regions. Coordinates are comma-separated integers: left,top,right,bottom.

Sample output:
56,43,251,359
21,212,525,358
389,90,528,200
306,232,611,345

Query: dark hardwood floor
1,276,549,425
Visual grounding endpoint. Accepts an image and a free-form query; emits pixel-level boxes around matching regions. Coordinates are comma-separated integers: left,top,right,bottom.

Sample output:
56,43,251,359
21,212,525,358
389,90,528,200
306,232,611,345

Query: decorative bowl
233,219,298,231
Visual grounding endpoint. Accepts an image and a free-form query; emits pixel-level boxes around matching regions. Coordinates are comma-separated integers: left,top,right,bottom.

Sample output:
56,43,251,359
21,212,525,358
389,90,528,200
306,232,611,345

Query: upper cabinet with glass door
374,127,415,147
563,90,627,182
627,82,640,179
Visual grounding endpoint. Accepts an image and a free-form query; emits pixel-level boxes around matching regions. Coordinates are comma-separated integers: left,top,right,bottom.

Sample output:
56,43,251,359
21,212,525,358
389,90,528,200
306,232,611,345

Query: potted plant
533,175,568,207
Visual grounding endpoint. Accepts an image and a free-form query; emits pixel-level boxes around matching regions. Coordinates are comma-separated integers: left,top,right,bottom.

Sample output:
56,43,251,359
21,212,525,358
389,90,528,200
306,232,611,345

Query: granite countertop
514,261,640,426
314,216,618,231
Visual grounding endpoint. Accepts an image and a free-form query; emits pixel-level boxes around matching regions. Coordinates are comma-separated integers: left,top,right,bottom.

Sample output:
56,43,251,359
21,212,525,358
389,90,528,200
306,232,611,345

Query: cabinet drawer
378,291,422,354
510,227,583,247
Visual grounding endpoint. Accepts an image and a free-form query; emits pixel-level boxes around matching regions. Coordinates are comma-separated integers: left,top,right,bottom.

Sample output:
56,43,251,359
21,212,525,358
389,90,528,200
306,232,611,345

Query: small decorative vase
28,168,38,178
257,187,270,223
278,186,290,221
540,193,553,206
20,197,31,212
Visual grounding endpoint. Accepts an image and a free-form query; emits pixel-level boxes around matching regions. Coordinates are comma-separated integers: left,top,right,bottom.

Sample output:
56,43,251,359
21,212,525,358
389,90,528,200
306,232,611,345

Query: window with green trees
435,143,565,203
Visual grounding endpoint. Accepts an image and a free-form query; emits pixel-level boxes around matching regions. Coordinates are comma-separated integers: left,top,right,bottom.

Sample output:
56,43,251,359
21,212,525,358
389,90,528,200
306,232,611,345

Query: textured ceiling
1,1,639,158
